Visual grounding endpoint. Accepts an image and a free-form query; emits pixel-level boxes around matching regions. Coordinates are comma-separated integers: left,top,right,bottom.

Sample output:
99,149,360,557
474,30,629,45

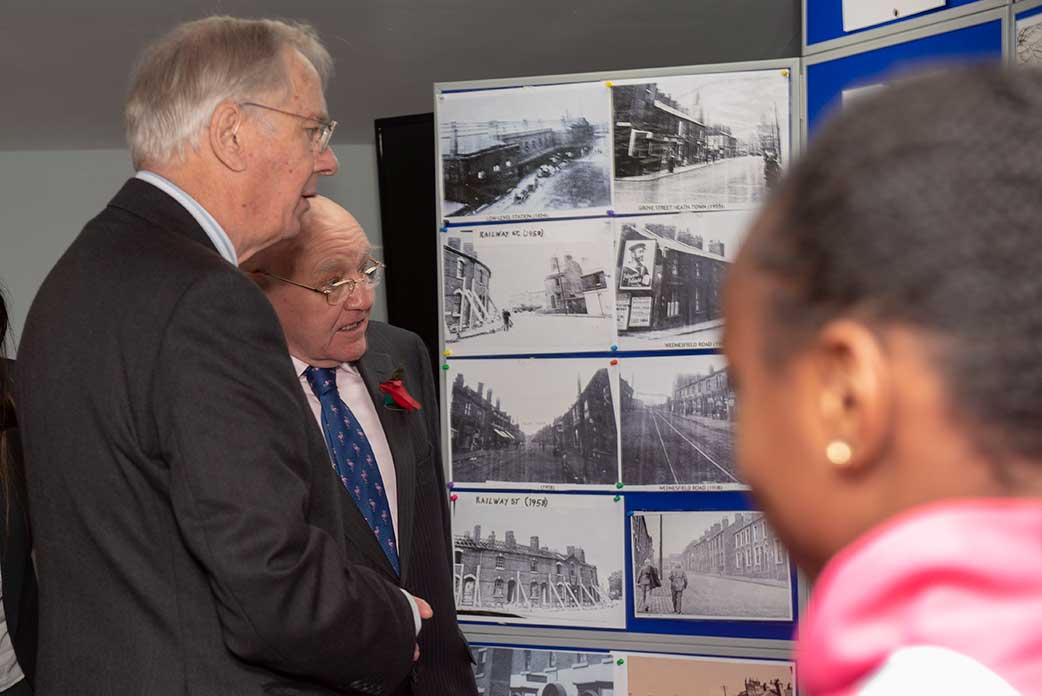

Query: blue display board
806,0,985,47
806,18,1003,133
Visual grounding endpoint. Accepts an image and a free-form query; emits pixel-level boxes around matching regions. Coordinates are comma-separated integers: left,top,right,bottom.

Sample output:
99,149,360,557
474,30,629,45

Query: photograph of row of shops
437,69,791,220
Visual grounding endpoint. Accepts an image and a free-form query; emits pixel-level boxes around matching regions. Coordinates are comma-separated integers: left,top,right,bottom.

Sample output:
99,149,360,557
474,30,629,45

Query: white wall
0,142,384,356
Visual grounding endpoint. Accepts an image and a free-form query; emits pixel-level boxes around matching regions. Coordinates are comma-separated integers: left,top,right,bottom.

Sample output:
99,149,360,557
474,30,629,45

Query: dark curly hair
749,65,1042,460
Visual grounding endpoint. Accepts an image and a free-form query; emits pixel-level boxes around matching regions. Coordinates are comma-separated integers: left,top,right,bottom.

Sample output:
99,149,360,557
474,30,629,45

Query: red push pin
610,359,618,366
450,494,459,502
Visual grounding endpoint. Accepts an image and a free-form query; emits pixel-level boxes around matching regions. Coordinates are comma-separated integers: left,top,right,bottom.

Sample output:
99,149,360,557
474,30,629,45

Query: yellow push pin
781,70,789,77
443,349,453,357
605,80,614,88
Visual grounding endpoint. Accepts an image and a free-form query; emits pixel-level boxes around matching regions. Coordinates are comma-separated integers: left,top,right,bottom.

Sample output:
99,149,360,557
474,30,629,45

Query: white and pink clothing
798,499,1042,695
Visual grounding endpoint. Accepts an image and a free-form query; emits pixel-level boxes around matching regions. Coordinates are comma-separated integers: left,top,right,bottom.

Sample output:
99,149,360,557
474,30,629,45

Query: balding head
245,195,377,366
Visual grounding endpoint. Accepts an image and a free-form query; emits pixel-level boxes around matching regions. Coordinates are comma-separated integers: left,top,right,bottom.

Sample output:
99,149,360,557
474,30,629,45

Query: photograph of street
619,355,740,488
614,211,752,351
1017,11,1042,65
438,81,612,221
631,511,793,621
449,357,619,487
443,221,615,356
452,491,626,629
471,647,615,696
611,69,791,212
619,652,794,696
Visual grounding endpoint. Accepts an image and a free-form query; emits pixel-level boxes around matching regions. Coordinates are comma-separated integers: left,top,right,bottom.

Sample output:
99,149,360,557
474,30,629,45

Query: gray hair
125,16,333,169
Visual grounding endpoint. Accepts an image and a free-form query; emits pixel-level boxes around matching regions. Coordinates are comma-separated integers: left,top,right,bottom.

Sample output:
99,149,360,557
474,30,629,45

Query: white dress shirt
290,357,421,634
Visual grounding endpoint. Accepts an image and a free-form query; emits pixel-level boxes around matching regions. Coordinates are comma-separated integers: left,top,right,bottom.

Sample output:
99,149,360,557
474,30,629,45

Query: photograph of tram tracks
619,354,739,488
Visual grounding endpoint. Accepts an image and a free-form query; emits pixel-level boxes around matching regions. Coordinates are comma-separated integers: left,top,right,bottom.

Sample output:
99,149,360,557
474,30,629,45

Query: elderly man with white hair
18,16,425,696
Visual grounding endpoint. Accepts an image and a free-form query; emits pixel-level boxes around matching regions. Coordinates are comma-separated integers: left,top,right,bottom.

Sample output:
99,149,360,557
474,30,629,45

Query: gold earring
825,440,853,466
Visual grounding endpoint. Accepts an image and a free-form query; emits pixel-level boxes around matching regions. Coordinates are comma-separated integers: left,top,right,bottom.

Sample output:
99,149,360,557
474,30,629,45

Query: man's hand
411,596,433,661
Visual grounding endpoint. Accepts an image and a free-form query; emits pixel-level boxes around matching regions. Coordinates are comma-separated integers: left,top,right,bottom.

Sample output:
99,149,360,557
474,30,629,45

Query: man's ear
209,101,248,172
813,318,893,477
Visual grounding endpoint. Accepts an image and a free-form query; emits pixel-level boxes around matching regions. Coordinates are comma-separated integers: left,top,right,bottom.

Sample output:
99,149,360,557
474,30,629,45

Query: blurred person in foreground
723,65,1042,695
243,196,477,695
0,291,36,695
17,16,430,695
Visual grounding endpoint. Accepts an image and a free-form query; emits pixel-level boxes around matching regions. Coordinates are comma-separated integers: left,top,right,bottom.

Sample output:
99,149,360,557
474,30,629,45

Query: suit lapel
356,347,417,581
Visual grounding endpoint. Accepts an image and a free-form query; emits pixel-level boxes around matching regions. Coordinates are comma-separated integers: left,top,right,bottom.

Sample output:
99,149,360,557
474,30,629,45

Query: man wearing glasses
244,196,478,696
17,17,424,696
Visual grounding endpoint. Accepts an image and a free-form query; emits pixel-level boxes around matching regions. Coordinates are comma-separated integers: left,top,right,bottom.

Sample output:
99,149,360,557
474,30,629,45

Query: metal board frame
801,7,1008,140
432,57,805,660
803,0,1007,55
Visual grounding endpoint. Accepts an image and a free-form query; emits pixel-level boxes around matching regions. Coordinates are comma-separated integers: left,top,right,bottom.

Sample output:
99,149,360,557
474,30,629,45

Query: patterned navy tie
305,366,399,574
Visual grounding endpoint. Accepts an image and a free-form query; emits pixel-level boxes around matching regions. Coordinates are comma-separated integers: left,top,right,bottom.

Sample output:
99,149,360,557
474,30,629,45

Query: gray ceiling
1,0,799,150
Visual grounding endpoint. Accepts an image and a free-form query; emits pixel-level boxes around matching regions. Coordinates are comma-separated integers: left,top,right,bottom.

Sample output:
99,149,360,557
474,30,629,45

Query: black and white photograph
619,355,740,489
612,69,791,213
1017,11,1042,65
442,221,615,356
438,82,612,221
471,646,615,696
449,358,620,488
614,211,752,350
631,511,793,621
452,491,626,629
617,652,795,696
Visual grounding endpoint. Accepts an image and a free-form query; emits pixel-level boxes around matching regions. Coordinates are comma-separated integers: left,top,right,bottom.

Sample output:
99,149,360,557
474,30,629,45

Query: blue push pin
610,345,619,352
607,209,616,217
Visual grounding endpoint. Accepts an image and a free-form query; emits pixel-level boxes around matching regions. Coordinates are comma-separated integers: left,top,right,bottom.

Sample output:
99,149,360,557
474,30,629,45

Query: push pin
447,481,455,490
610,359,618,366
439,226,448,233
442,364,450,371
607,209,616,216
616,658,625,666
613,495,621,502
610,345,619,352
450,494,459,502
444,349,453,357
615,482,624,490
781,69,789,77
605,80,614,88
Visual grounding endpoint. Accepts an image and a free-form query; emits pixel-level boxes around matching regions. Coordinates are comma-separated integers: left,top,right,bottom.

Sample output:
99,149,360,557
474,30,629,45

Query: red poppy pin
379,367,422,411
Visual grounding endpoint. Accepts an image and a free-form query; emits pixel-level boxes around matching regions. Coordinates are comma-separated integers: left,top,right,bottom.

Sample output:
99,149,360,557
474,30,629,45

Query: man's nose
316,145,339,177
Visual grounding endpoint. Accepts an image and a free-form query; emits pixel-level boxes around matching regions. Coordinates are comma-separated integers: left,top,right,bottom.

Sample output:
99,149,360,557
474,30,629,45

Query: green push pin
442,364,450,371
615,482,624,490
616,658,625,666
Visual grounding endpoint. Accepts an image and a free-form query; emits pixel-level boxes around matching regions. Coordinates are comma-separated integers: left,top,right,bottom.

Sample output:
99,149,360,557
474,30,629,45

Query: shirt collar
134,170,238,266
291,356,359,380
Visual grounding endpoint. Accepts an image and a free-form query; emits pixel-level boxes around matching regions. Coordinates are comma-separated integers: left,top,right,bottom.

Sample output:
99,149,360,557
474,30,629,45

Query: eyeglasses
254,258,385,305
239,101,337,153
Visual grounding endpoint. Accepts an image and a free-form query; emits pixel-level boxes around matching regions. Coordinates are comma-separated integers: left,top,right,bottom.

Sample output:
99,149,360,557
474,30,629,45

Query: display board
470,645,796,696
803,0,1004,53
434,58,802,671
803,9,1006,134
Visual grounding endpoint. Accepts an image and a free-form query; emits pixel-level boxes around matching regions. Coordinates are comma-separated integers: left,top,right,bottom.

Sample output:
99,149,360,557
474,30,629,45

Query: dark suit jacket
0,359,37,689
16,179,420,695
352,323,476,696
